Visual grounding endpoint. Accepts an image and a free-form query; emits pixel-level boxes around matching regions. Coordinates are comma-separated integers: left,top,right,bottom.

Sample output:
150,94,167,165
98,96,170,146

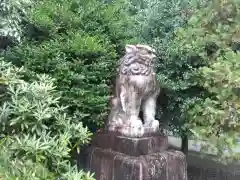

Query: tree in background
131,0,209,153
133,0,240,161
3,0,138,131
0,0,32,48
0,59,94,179
170,0,240,161
3,0,238,165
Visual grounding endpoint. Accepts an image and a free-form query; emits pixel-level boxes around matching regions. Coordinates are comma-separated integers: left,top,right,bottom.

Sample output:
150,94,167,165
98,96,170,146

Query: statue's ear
125,44,137,53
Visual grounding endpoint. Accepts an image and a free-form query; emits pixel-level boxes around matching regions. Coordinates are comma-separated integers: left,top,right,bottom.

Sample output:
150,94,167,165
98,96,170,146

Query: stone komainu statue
106,44,160,137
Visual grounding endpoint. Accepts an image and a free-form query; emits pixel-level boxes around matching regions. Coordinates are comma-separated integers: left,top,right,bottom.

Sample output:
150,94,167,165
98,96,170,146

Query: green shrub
169,0,240,160
4,0,137,130
0,59,94,179
131,0,209,136
133,0,240,160
0,0,32,44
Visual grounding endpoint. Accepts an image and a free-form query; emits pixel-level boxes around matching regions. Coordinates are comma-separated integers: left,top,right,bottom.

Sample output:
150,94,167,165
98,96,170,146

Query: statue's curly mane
119,52,155,76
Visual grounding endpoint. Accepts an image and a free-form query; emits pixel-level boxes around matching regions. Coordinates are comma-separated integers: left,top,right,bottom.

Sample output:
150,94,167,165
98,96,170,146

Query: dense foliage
0,59,94,179
133,0,240,160
0,0,138,178
1,2,239,180
0,0,31,44
131,0,209,136
3,0,137,131
170,0,240,160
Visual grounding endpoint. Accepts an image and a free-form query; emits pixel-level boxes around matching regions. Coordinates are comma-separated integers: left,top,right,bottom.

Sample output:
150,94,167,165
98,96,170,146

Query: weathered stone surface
106,44,160,137
91,131,168,156
107,126,165,138
86,146,187,180
85,132,187,180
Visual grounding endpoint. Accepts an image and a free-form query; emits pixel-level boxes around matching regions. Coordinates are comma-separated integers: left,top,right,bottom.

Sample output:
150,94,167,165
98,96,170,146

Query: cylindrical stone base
85,132,187,180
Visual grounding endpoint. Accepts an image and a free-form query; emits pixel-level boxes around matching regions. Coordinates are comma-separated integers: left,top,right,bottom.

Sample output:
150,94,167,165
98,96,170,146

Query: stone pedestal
86,131,187,180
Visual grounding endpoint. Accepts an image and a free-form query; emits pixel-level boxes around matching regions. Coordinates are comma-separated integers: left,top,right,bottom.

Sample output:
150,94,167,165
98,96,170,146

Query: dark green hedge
4,0,137,131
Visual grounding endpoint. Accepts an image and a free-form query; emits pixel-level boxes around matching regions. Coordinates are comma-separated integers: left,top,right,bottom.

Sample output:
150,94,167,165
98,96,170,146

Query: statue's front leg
124,88,143,128
142,91,159,131
120,88,144,137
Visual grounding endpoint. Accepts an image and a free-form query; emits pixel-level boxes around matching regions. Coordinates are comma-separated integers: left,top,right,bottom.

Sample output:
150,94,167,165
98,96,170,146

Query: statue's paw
129,118,143,128
107,120,122,132
130,125,144,137
107,124,117,132
120,125,144,138
118,117,144,137
151,120,159,128
144,120,159,132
